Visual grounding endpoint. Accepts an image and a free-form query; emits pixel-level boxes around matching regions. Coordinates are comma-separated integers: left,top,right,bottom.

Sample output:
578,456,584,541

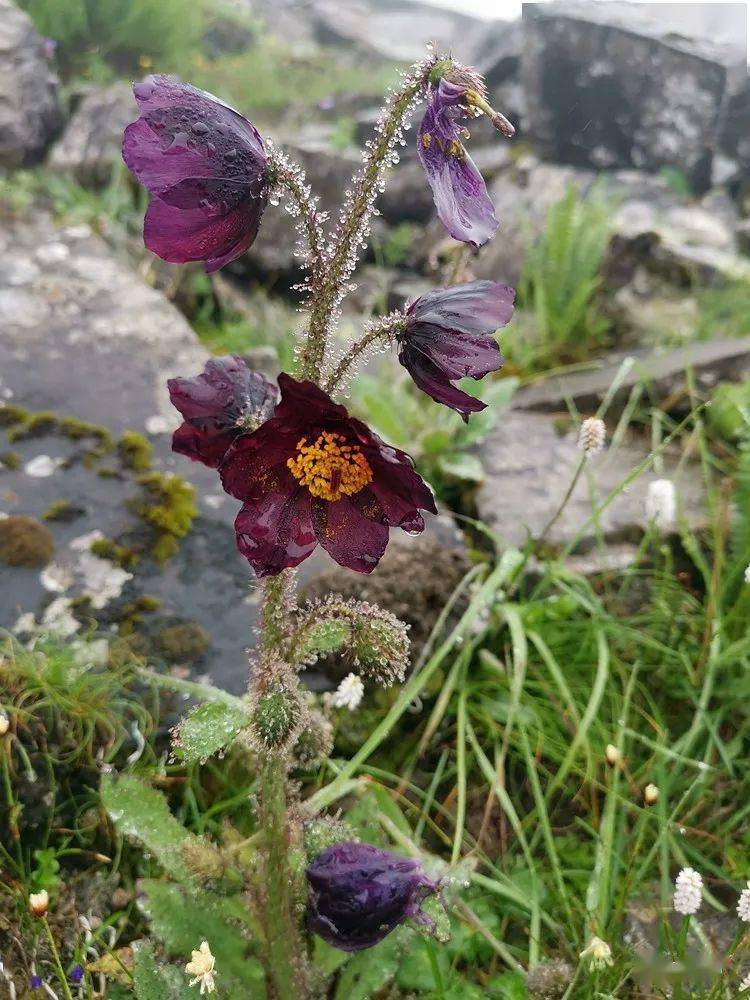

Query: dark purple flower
400,281,515,419
219,375,436,577
30,975,44,989
168,356,279,468
122,75,269,272
307,841,438,951
70,965,84,984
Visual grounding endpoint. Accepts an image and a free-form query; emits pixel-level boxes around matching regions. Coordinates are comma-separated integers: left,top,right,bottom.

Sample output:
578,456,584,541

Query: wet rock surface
476,411,707,555
0,0,63,167
521,1,743,191
48,83,135,187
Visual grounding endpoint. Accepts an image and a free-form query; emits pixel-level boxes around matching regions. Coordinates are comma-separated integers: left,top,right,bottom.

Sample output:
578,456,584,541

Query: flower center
287,432,373,502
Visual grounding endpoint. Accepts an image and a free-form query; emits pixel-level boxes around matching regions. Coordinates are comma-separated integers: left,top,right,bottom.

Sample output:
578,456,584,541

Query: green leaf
487,970,529,999
141,880,266,999
420,429,454,456
436,453,485,484
101,773,195,883
396,939,450,991
172,701,250,764
334,928,407,1000
132,941,192,1000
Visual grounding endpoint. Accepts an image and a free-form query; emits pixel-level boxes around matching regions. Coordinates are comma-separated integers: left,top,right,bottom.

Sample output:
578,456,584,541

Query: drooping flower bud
306,841,438,951
247,682,304,754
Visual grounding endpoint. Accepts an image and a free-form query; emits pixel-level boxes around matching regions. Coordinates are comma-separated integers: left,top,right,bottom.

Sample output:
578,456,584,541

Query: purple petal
235,486,317,576
171,421,237,468
312,493,389,574
143,195,265,272
220,421,300,501
363,437,438,526
407,281,515,338
400,347,487,421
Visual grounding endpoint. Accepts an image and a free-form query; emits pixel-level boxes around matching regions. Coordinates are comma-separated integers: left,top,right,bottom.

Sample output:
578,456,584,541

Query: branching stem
324,313,406,393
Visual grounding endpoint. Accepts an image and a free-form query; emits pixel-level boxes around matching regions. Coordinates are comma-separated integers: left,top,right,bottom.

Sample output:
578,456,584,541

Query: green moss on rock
0,404,28,428
0,450,21,470
0,515,55,567
131,472,197,563
155,621,210,663
43,500,85,523
90,538,139,570
118,431,153,473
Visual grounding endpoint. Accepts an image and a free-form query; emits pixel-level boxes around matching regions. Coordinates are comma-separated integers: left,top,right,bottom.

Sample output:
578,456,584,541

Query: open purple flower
400,281,515,419
122,75,269,272
70,965,84,984
219,374,436,577
307,841,438,951
168,356,278,468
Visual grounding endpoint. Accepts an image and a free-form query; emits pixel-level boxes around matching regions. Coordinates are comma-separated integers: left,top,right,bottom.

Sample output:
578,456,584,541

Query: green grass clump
515,184,612,371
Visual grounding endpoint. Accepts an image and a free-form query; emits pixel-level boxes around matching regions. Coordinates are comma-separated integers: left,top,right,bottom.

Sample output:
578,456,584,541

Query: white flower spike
185,940,217,995
673,867,702,916
737,882,750,923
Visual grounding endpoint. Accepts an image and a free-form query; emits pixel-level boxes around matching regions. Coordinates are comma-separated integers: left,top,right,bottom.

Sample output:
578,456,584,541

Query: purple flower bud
417,78,498,247
70,964,84,984
306,841,437,951
400,281,515,419
122,75,269,272
168,355,279,468
30,975,44,988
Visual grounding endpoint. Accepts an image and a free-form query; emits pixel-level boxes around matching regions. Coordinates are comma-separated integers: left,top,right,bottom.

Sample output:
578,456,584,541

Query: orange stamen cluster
287,432,373,502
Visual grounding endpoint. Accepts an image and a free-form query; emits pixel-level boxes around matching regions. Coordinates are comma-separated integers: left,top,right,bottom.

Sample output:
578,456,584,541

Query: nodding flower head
306,841,438,951
219,375,436,577
123,75,269,272
417,63,514,247
168,356,279,468
400,281,514,419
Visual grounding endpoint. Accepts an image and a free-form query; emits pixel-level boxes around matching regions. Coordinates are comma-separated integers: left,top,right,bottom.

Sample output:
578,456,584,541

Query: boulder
521,1,743,192
48,83,134,187
476,411,706,554
0,0,63,167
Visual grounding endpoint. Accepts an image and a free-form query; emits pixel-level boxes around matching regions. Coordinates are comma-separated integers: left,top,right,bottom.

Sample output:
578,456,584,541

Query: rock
311,0,486,64
512,336,750,415
48,83,134,187
476,411,706,554
521,1,742,192
0,0,63,167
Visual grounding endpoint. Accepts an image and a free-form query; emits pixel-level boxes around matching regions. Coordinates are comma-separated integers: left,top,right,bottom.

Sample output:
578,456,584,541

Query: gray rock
0,0,63,167
476,411,706,553
512,337,750,415
48,83,134,187
521,1,742,192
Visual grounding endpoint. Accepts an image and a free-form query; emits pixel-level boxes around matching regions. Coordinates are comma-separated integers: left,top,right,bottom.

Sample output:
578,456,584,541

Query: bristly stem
301,57,435,382
325,312,406,393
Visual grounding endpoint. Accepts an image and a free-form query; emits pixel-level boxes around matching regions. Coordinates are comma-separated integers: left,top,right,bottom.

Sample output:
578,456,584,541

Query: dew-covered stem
301,58,435,381
267,144,326,282
325,312,406,393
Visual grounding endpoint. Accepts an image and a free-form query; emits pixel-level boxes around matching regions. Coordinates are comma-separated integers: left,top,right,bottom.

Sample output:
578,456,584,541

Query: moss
96,467,121,479
0,515,56,567
113,595,162,633
131,472,197,564
0,450,21,470
155,621,210,663
118,431,153,473
7,410,58,442
138,595,162,613
90,538,139,570
0,403,29,428
43,500,85,523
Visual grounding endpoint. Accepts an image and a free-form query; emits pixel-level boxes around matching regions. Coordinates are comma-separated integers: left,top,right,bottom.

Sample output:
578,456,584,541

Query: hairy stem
267,146,325,281
324,313,406,393
301,59,434,381
260,754,310,999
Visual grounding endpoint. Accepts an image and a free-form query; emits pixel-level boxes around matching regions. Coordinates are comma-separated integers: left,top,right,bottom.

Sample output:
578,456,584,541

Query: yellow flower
185,941,216,995
29,889,49,917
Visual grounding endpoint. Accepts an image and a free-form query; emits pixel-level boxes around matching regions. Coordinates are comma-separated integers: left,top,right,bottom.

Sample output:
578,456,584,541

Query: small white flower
673,867,702,915
604,743,621,766
744,563,750,585
29,889,49,916
578,417,606,457
740,971,750,994
24,455,63,478
185,941,217,995
737,883,750,923
580,935,613,970
0,713,9,736
643,782,659,805
40,562,74,593
331,673,364,711
646,479,676,532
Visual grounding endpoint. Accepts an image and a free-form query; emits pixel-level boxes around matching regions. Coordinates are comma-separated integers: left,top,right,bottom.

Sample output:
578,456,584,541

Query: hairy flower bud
181,837,225,887
247,682,304,754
